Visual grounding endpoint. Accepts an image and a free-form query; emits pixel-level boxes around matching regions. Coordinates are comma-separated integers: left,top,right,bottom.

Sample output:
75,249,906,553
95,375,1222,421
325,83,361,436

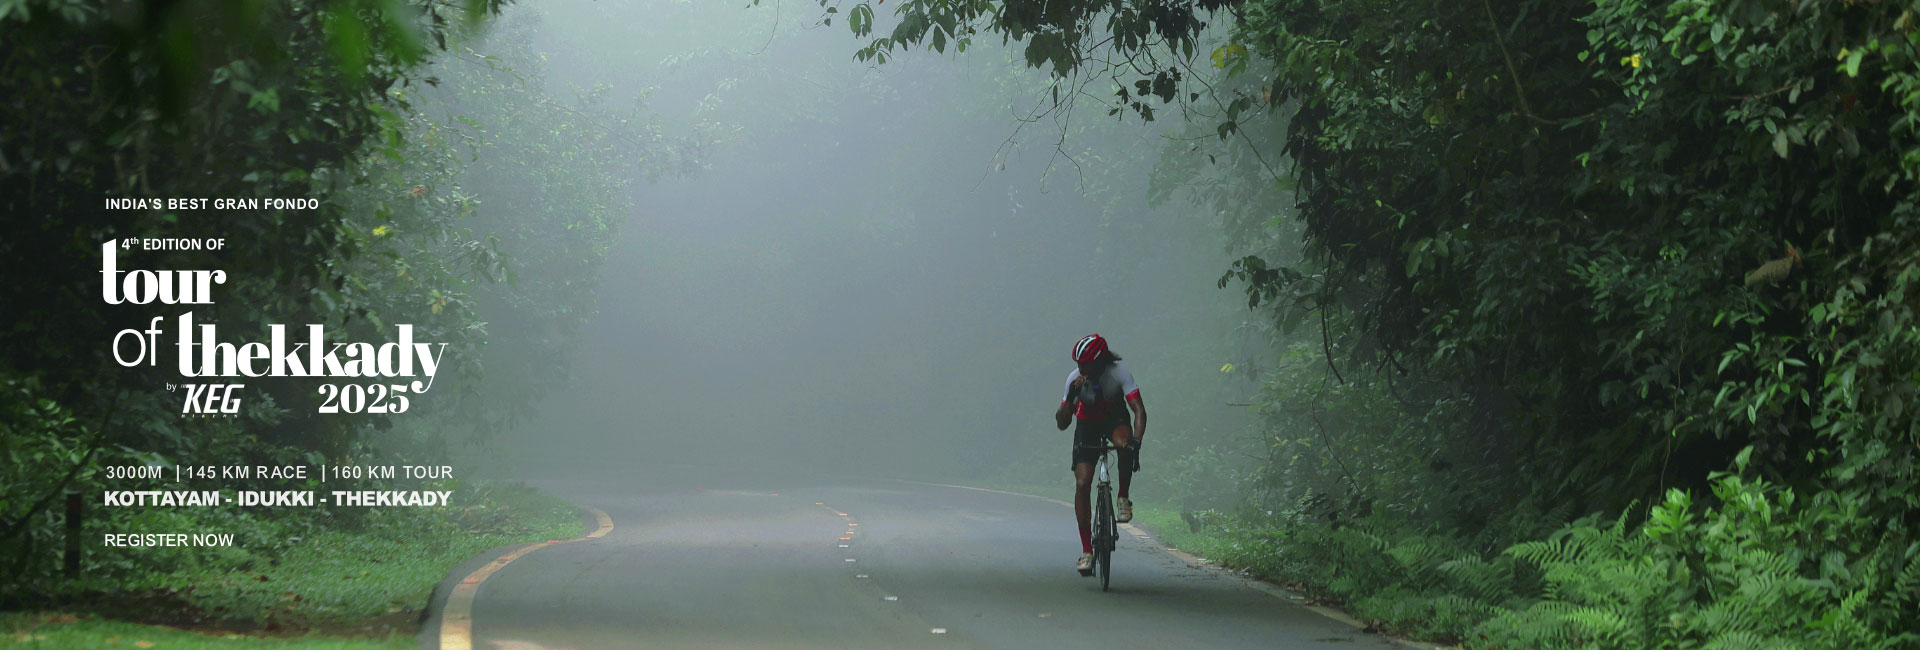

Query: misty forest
3,0,1919,648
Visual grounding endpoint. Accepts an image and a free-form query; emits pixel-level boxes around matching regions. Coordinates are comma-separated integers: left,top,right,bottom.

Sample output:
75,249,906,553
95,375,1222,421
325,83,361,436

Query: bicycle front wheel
1098,543,1110,590
1095,488,1113,591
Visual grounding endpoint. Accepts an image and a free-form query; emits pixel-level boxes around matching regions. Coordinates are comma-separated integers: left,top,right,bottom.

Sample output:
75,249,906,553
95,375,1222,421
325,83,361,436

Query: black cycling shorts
1071,416,1138,470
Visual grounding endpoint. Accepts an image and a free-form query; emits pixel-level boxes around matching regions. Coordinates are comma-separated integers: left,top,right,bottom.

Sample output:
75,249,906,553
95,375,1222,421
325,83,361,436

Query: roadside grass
1127,505,1233,560
13,481,584,647
1,613,411,649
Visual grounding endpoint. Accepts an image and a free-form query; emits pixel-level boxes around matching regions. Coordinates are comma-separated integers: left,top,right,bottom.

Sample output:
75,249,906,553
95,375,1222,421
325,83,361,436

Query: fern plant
1474,456,1920,650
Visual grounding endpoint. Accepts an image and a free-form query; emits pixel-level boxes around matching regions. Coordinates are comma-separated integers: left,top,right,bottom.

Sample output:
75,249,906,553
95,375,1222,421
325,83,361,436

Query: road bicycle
1076,441,1121,591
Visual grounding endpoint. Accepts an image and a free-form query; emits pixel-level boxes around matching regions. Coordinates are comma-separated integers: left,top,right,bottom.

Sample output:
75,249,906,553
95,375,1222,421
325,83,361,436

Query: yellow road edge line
438,505,613,650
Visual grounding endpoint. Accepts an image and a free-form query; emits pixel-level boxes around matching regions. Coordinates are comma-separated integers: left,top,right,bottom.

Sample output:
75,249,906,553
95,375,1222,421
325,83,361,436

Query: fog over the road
490,0,1253,484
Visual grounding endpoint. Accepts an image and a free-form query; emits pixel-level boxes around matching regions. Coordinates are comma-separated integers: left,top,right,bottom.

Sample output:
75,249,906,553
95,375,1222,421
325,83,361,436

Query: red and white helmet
1072,334,1110,364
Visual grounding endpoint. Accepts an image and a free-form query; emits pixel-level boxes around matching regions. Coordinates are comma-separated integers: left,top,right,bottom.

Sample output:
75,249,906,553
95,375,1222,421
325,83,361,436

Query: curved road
429,466,1406,650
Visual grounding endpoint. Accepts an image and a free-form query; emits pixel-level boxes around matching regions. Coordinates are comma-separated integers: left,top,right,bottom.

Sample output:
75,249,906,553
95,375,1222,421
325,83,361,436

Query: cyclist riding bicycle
1053,333,1147,575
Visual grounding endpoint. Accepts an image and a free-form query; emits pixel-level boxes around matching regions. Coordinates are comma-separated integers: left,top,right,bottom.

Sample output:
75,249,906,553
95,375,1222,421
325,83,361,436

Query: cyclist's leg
1071,417,1105,555
1110,422,1135,500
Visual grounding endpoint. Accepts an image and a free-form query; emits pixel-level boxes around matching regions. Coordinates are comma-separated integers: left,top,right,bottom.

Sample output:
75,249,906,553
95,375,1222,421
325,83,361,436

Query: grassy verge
2,613,411,649
955,461,1920,647
7,481,584,648
1128,505,1233,560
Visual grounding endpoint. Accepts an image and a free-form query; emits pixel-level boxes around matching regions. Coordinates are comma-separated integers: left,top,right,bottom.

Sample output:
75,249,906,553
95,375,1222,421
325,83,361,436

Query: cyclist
1053,333,1147,575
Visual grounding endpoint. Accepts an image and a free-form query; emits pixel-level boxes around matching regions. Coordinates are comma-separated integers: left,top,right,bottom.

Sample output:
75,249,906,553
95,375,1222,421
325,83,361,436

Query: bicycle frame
1076,442,1120,591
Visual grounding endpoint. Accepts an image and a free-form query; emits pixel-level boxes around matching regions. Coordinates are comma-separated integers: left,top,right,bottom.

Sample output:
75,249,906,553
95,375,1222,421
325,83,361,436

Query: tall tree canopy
0,0,690,596
818,0,1920,645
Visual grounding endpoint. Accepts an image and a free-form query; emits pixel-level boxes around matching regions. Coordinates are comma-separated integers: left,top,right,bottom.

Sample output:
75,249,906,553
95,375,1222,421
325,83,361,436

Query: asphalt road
432,465,1404,650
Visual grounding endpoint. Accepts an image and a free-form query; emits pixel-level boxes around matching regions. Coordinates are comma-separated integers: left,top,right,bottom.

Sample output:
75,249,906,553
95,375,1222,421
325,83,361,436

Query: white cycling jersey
1062,363,1140,422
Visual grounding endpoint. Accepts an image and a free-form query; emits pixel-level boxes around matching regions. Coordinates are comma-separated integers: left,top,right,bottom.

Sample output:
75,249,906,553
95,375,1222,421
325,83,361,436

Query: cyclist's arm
1055,372,1084,430
1126,394,1146,442
1116,365,1145,442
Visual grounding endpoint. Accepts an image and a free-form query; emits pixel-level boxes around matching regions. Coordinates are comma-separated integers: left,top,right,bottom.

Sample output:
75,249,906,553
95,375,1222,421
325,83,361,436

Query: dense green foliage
3,0,449,597
4,0,1916,642
831,0,1920,645
0,0,682,607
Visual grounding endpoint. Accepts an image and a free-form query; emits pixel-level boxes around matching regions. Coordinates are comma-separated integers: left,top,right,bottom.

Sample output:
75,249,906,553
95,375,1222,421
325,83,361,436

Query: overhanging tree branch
1480,0,1594,126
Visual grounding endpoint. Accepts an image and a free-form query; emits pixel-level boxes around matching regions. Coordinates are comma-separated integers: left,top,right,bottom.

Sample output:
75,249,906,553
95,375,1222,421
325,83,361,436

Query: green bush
1166,451,1920,648
1479,457,1919,650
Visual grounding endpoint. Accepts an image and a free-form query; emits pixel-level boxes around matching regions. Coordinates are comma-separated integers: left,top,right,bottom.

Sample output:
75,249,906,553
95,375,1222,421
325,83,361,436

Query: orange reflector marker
837,513,849,516
840,537,851,540
816,502,824,505
849,523,858,526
